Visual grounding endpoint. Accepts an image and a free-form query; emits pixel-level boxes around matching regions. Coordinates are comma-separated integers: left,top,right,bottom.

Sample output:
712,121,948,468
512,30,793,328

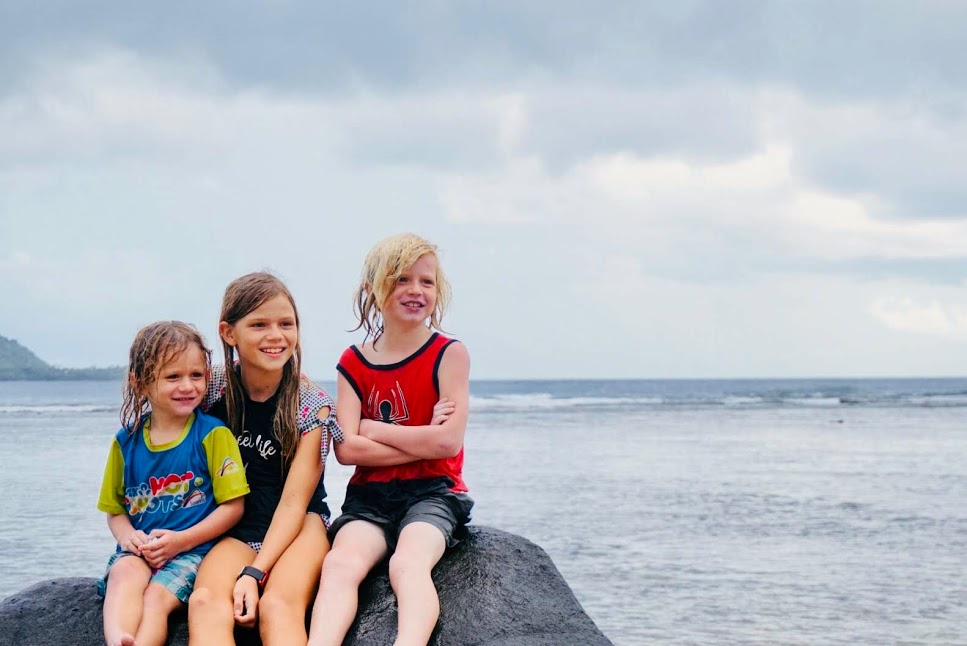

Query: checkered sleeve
298,376,343,465
203,363,228,411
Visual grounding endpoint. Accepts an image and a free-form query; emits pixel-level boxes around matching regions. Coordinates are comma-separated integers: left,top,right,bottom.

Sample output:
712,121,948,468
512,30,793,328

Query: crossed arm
333,342,470,466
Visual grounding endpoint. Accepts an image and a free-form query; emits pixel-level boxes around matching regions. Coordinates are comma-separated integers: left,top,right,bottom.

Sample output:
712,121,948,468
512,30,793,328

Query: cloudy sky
3,2,967,379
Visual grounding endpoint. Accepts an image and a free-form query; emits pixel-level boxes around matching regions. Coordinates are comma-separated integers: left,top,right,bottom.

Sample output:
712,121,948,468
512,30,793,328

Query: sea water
1,378,966,645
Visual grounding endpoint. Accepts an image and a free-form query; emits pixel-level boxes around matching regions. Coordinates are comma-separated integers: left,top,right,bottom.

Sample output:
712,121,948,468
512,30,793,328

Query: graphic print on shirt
126,471,205,516
237,429,278,464
219,456,240,477
367,381,410,424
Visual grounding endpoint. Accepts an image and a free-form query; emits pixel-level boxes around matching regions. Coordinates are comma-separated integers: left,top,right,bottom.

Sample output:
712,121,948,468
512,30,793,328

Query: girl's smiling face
220,293,299,375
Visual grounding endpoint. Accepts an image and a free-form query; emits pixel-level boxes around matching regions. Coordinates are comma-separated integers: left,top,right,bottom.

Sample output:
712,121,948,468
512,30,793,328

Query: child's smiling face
383,253,439,328
221,292,299,374
145,344,208,422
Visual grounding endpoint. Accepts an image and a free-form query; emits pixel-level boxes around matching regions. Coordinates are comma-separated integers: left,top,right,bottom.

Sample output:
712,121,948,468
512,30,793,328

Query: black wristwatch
237,565,268,593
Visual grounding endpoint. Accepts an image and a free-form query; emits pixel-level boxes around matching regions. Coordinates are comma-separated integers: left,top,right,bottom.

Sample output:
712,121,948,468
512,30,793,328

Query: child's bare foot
109,634,136,646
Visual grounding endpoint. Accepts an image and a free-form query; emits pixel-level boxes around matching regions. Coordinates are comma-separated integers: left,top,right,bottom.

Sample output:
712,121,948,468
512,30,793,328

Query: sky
3,1,967,379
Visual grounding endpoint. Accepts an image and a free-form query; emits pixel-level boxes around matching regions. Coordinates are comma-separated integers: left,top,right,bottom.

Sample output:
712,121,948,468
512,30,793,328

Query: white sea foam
0,404,114,415
905,394,967,407
782,396,843,407
467,391,967,410
722,396,765,406
469,393,662,411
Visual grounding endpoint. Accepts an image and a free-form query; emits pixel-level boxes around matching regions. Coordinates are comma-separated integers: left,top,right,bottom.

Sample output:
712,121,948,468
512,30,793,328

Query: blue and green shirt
97,410,249,556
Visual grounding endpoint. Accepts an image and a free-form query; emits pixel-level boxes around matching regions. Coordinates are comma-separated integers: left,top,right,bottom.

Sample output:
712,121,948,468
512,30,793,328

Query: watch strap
237,565,268,591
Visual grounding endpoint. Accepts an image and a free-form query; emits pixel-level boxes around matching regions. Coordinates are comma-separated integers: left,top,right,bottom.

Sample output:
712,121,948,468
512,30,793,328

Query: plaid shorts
97,551,204,604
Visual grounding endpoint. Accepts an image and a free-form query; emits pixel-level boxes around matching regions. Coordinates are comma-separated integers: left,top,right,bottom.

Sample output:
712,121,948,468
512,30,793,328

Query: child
97,321,249,646
308,233,474,646
188,271,341,646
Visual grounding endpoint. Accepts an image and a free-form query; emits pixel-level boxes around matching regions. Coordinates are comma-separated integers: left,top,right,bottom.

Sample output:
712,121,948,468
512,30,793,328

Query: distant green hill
0,335,124,380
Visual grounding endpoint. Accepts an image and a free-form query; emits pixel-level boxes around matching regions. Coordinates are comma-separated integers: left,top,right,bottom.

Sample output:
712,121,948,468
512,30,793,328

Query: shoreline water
2,378,966,645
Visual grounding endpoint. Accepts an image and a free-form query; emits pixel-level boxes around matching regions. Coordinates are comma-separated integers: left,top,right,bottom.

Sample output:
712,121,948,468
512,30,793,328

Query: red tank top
337,333,468,492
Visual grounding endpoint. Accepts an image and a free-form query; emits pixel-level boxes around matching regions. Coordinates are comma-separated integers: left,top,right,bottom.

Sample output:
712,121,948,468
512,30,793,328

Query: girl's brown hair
352,232,451,344
219,271,302,466
120,321,211,433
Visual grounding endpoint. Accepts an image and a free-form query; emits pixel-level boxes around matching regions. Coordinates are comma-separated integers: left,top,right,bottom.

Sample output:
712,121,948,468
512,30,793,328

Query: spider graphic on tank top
367,381,410,424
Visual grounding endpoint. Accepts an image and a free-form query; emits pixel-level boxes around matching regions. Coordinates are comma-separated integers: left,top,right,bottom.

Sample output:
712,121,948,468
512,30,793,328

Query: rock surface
0,526,612,645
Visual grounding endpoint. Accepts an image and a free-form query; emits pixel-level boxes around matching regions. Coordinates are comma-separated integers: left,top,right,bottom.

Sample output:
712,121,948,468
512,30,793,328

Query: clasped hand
123,529,183,569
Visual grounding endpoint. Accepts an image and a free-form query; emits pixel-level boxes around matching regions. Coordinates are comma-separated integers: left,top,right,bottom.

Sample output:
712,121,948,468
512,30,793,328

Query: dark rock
0,526,611,645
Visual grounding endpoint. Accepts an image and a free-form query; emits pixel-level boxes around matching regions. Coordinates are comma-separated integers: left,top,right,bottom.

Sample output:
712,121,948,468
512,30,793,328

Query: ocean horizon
2,376,966,645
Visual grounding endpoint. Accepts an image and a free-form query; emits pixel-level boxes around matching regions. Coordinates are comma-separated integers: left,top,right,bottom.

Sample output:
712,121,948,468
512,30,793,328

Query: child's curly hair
120,321,211,433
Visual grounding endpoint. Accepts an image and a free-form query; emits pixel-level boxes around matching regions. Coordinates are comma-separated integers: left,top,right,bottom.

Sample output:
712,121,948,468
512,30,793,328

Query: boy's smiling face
383,253,439,328
146,344,208,423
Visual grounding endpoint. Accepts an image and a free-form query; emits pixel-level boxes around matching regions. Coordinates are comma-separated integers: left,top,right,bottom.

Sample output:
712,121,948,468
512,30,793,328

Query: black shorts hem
329,479,473,551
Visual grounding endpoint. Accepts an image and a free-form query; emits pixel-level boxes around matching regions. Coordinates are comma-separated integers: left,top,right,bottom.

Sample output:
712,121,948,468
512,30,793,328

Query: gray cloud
4,1,967,377
4,2,967,100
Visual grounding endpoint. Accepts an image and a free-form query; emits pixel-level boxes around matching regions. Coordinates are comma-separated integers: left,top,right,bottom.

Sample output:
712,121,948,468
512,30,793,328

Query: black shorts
329,478,474,551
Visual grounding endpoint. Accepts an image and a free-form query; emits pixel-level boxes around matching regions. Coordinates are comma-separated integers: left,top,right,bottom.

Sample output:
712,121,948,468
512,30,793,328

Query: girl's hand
233,576,260,627
121,530,151,556
141,529,183,569
432,397,456,425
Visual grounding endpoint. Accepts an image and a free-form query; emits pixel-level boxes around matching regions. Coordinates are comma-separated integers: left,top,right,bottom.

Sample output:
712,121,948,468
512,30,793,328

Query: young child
308,233,474,646
97,321,249,646
188,272,341,646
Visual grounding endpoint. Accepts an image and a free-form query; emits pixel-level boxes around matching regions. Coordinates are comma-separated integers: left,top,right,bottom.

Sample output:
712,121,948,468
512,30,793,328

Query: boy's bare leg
188,538,256,646
307,521,388,646
259,514,329,646
103,555,151,646
134,582,183,646
389,522,447,646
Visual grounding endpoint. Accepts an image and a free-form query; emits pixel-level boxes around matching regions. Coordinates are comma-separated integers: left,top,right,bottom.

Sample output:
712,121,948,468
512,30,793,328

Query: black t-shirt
208,392,329,544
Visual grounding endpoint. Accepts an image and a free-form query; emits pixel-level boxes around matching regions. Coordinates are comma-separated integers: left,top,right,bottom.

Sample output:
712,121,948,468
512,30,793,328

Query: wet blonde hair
219,271,302,467
120,321,211,433
352,232,451,344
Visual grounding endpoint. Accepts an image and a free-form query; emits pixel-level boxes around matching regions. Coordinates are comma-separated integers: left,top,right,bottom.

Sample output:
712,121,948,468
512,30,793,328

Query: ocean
1,377,966,645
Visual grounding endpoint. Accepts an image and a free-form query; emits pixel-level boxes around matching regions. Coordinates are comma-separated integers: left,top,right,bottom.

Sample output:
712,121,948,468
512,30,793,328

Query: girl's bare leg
259,514,329,646
389,522,446,646
307,521,388,646
103,555,151,646
134,582,183,646
188,538,256,646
